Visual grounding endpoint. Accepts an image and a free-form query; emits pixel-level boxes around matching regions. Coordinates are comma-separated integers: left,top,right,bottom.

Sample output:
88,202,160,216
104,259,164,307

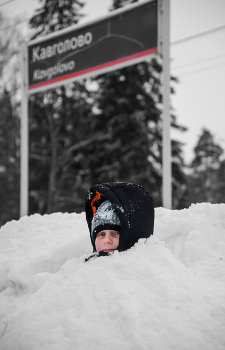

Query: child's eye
113,232,120,236
97,232,105,238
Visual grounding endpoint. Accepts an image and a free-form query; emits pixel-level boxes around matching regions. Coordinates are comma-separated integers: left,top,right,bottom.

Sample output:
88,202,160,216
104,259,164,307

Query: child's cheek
95,239,102,252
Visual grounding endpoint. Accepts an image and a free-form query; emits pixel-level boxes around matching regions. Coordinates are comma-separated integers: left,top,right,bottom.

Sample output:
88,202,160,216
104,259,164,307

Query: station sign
27,0,157,92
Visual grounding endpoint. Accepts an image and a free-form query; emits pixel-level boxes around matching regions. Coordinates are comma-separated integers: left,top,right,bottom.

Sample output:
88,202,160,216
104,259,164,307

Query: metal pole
159,0,172,209
20,43,29,217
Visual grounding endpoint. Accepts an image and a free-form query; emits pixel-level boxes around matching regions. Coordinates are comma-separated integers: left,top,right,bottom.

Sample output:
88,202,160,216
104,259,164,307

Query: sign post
20,43,29,217
158,0,172,209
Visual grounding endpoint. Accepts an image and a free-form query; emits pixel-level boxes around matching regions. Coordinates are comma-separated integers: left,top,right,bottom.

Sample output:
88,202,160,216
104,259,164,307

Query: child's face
95,230,120,253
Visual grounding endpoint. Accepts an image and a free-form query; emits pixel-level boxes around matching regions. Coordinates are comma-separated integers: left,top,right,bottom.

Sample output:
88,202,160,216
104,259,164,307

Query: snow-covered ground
0,203,225,350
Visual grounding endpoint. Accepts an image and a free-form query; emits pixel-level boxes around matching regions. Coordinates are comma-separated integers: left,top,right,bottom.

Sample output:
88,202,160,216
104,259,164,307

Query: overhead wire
171,24,225,45
172,53,225,76
171,25,225,77
177,61,225,77
173,53,225,70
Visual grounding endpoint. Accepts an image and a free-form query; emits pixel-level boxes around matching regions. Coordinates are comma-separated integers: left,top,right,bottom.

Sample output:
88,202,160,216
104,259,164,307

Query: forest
0,0,225,227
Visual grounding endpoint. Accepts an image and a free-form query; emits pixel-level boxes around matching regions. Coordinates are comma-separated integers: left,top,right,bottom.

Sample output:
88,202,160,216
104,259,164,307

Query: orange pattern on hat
91,191,102,217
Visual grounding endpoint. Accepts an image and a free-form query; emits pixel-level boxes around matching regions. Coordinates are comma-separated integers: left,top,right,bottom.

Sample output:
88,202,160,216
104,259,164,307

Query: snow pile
0,203,225,350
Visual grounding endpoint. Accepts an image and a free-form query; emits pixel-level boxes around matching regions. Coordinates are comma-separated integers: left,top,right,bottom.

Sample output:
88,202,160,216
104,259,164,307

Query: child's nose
104,234,112,244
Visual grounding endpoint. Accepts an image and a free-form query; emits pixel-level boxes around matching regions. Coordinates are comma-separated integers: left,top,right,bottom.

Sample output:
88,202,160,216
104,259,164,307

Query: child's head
85,182,154,253
91,199,121,252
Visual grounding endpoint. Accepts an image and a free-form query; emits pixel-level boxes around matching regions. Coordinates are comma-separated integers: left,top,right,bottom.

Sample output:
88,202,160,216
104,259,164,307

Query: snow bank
0,203,225,350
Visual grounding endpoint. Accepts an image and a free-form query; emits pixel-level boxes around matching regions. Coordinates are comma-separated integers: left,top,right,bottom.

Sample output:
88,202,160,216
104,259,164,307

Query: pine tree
0,89,20,226
188,128,224,203
85,0,187,208
29,0,84,39
216,160,225,201
28,0,91,214
0,12,21,226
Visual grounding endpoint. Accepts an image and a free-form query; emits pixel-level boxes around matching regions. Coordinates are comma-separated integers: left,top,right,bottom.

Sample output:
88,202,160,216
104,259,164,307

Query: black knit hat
91,200,121,242
85,182,154,253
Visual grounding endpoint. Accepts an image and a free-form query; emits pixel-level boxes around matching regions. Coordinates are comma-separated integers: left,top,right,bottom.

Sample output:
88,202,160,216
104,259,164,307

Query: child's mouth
102,249,115,252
